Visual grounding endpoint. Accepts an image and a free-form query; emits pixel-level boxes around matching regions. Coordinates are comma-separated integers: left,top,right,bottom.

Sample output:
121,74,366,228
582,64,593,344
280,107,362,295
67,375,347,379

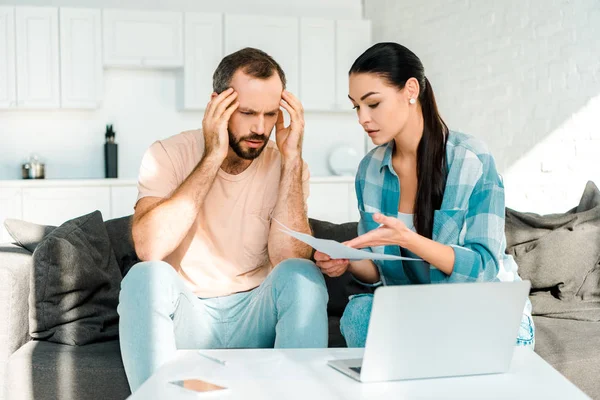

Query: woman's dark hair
350,42,449,239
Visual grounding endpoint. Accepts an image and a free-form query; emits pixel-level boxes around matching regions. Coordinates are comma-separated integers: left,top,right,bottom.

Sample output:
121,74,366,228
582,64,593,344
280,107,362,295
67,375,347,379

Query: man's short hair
212,47,286,94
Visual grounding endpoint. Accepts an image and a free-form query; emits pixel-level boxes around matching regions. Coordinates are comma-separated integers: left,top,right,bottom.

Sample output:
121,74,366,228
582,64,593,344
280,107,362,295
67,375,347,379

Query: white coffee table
129,347,590,399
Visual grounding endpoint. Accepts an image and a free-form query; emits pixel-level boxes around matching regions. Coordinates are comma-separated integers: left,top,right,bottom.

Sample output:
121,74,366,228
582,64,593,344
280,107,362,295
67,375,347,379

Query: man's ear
211,92,218,100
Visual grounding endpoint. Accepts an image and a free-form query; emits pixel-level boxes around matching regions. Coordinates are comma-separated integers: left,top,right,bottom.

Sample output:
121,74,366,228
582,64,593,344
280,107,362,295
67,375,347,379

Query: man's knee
271,258,328,302
272,258,326,288
121,260,178,294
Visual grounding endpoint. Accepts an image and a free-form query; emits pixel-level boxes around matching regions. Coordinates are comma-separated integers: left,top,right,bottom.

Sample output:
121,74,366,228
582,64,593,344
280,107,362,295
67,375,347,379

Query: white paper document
273,219,421,261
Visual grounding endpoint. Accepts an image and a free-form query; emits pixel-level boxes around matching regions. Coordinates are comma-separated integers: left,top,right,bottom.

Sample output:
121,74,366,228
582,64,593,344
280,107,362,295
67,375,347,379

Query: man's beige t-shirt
136,129,310,298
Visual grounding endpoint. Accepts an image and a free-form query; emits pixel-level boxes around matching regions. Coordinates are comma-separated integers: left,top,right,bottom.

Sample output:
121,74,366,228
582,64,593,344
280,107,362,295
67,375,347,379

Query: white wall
0,0,366,180
364,0,600,214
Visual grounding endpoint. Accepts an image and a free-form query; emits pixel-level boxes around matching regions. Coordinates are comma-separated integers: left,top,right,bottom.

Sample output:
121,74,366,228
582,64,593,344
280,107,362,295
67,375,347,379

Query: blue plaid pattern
356,131,532,315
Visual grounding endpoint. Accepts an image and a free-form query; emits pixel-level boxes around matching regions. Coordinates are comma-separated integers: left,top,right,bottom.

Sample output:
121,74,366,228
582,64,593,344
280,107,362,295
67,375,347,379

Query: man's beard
228,130,269,160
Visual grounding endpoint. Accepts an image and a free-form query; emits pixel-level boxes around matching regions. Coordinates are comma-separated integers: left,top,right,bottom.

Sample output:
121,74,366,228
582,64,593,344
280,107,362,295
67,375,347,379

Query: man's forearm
133,153,222,261
268,158,312,265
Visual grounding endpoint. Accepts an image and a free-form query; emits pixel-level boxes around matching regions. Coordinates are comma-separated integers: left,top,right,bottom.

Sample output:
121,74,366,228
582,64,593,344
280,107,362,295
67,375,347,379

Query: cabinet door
60,8,102,109
103,9,183,68
182,12,222,110
299,18,335,111
0,188,23,243
0,7,16,109
110,185,138,219
15,7,60,109
225,14,299,95
308,183,351,224
22,187,111,226
335,20,371,109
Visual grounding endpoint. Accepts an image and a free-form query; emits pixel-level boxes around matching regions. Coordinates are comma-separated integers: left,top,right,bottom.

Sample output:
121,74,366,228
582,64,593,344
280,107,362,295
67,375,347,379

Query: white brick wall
364,0,600,214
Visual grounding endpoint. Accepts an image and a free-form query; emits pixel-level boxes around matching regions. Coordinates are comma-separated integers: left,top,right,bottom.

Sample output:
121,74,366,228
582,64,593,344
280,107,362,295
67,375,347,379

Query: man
118,48,328,392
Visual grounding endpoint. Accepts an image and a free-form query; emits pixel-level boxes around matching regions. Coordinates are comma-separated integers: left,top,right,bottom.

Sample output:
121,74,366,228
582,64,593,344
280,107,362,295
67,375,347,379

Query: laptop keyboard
350,366,362,374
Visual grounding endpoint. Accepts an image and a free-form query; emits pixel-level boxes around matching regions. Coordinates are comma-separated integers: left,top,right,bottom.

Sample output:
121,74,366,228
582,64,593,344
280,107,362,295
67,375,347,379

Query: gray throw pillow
505,181,600,321
4,218,56,253
30,210,122,345
5,216,138,277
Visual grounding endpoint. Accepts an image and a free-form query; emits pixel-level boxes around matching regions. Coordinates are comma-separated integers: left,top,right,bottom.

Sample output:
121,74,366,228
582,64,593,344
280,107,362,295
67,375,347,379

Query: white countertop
0,176,354,187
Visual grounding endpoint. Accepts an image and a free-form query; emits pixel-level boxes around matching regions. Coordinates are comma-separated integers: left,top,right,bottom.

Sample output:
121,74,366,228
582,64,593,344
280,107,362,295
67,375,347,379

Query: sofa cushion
104,216,138,277
4,217,136,277
30,211,121,345
5,340,130,400
3,219,56,253
533,316,600,399
506,181,600,321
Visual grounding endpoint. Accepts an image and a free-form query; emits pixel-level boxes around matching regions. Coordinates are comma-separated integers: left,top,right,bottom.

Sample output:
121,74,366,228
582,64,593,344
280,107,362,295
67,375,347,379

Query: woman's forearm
403,231,455,275
348,259,380,283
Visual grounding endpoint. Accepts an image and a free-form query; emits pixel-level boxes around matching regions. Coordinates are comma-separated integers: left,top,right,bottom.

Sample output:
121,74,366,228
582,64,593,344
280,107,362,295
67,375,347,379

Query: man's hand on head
202,88,239,162
275,91,305,162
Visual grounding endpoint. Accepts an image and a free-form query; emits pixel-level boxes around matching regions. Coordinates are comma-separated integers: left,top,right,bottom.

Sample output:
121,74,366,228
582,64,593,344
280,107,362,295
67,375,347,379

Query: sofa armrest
0,243,32,400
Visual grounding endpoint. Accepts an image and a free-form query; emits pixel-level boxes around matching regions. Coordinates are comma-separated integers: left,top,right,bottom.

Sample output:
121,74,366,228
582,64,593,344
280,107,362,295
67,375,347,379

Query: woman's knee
340,294,373,347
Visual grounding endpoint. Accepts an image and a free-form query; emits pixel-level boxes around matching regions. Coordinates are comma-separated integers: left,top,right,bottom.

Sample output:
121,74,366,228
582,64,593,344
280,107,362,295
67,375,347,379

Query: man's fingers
282,91,303,114
276,109,285,132
280,98,298,122
214,91,238,120
220,100,239,123
207,88,234,118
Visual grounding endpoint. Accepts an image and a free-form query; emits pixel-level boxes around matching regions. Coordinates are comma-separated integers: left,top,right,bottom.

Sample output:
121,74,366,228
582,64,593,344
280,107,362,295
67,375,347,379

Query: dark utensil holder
104,142,118,178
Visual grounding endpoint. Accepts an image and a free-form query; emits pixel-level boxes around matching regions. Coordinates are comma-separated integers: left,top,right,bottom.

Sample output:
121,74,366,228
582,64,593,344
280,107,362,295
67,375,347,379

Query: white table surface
130,347,590,400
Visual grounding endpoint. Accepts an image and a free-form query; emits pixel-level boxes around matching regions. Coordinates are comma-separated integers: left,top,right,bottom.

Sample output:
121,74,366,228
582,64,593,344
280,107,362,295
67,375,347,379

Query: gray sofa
0,216,369,400
2,207,600,399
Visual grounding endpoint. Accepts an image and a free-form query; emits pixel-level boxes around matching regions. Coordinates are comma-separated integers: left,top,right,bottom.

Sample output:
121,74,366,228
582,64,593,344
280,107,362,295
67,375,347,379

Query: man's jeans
118,258,329,392
340,293,536,349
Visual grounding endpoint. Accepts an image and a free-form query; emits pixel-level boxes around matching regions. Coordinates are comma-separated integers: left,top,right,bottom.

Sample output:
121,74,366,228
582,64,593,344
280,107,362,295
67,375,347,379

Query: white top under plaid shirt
355,131,532,315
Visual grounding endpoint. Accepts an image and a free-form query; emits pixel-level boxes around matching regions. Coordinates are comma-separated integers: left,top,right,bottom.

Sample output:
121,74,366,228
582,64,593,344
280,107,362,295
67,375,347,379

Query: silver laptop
328,281,531,383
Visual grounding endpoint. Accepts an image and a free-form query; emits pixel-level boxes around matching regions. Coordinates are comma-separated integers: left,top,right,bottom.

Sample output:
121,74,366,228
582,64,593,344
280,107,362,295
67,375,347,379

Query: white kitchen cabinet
299,18,336,111
0,7,16,109
182,12,222,110
59,8,102,109
22,187,111,227
0,179,357,243
335,19,372,109
15,7,60,109
0,188,22,243
110,185,138,219
103,9,183,68
225,14,299,95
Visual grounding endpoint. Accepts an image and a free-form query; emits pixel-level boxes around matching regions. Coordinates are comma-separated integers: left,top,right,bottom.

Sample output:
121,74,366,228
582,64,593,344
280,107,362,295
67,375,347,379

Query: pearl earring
409,98,416,105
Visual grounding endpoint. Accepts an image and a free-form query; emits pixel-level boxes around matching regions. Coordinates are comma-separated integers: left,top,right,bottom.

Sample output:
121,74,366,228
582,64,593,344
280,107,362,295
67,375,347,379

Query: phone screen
170,379,227,393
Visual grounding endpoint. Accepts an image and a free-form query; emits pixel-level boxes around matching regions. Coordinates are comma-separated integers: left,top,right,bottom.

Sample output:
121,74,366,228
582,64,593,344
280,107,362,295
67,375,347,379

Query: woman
315,42,534,349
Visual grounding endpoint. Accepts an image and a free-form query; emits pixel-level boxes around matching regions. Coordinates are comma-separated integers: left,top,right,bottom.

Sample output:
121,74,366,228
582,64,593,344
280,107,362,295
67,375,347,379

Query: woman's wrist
398,226,419,249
